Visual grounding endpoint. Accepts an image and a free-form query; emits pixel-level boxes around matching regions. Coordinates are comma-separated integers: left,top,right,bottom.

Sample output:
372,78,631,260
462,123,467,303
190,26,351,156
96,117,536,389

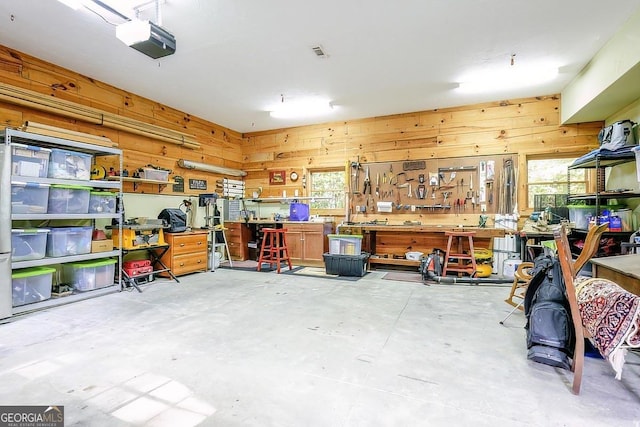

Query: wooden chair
505,262,534,310
553,222,608,394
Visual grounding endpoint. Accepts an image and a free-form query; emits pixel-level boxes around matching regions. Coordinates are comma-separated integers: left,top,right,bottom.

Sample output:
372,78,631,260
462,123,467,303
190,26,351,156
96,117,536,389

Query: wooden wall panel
0,45,243,197
243,95,603,223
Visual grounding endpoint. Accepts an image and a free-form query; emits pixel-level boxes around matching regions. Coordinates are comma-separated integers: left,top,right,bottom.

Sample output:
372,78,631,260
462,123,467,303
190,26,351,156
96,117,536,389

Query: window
527,157,587,209
309,169,346,211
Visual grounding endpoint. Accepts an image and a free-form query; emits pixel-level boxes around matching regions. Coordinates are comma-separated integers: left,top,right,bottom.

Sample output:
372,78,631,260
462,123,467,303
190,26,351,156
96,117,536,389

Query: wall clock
290,171,299,182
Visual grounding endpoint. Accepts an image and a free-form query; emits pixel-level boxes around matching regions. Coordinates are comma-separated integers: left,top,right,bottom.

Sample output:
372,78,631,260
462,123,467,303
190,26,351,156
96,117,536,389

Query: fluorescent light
457,66,558,93
116,20,152,46
178,159,247,177
269,98,335,119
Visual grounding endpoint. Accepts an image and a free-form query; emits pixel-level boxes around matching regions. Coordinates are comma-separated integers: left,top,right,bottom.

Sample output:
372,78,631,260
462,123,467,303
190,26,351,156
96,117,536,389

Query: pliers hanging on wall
363,166,371,194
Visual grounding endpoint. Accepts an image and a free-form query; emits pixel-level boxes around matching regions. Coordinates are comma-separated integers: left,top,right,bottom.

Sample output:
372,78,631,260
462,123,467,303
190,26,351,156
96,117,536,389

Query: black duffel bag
158,208,187,233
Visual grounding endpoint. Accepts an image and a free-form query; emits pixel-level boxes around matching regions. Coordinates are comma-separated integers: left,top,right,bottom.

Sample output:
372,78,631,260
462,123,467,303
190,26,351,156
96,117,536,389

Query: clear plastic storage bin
11,182,50,214
141,167,169,181
11,266,55,307
64,258,117,291
11,143,51,178
88,191,117,213
46,226,93,257
11,228,50,261
48,148,92,180
328,234,363,255
47,184,91,214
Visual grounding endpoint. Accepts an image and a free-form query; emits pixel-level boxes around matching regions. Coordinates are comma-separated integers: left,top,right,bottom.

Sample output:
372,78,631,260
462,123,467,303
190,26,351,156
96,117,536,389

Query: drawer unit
225,222,250,260
159,231,208,277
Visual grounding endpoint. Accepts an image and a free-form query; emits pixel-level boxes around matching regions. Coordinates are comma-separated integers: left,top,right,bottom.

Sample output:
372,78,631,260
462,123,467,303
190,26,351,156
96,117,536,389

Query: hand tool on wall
407,183,412,198
417,184,426,199
350,157,361,194
487,181,494,204
363,166,371,194
375,173,380,198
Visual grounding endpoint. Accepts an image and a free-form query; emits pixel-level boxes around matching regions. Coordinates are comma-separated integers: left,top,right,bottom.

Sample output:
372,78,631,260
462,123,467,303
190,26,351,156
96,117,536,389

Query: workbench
338,224,506,268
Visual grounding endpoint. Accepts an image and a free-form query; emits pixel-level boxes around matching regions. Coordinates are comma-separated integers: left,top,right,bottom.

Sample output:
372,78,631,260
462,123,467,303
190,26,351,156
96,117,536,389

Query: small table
590,254,640,295
121,244,179,292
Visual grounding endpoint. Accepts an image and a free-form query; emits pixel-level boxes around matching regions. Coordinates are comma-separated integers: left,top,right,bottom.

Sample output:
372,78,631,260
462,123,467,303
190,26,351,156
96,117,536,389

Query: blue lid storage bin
46,226,93,257
11,182,50,214
11,228,50,261
11,143,51,178
48,148,92,180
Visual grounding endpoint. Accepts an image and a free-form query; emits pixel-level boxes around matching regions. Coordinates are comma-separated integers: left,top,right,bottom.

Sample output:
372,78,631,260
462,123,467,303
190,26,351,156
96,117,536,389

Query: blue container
289,203,310,221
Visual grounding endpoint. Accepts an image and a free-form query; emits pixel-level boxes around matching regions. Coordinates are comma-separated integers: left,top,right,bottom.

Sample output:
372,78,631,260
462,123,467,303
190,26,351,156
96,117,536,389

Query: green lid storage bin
88,191,117,214
47,184,91,214
11,267,55,307
64,258,117,292
328,234,363,255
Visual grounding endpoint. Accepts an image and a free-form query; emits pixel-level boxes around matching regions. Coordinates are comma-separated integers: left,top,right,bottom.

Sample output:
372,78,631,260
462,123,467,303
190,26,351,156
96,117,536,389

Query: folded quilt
575,276,640,379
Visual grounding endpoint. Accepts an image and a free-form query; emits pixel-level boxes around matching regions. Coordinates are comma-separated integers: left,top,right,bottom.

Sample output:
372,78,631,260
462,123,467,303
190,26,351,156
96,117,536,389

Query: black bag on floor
524,255,575,370
158,208,187,233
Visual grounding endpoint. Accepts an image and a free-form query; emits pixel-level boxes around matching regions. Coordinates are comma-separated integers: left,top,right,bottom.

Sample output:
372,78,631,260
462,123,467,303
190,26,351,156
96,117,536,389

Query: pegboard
348,154,516,215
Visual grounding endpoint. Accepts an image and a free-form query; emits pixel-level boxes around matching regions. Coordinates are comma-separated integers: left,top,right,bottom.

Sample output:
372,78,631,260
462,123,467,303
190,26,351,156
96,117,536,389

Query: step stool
257,228,292,273
442,230,477,277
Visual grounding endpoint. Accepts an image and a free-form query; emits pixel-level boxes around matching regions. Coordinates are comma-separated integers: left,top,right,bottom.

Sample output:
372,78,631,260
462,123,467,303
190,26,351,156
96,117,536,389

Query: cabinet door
303,230,325,261
285,230,303,260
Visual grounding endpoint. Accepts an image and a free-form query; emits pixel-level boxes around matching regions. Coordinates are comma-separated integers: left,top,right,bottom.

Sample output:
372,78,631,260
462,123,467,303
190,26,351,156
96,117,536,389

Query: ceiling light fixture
457,56,558,93
269,97,335,119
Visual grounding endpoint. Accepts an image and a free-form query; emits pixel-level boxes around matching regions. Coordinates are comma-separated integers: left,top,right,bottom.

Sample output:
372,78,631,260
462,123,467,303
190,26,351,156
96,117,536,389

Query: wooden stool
257,228,292,273
442,231,477,276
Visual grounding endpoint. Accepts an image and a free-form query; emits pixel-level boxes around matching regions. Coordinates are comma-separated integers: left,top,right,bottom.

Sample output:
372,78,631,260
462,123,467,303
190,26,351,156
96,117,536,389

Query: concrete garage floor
1,269,639,426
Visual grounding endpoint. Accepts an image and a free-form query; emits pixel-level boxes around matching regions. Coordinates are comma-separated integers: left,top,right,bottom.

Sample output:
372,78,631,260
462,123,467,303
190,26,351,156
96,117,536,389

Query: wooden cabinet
226,222,251,260
159,231,208,276
285,222,333,265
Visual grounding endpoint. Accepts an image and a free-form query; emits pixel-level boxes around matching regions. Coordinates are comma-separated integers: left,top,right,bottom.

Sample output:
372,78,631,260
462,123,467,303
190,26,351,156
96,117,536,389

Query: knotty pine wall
243,96,603,225
0,45,604,226
0,46,243,197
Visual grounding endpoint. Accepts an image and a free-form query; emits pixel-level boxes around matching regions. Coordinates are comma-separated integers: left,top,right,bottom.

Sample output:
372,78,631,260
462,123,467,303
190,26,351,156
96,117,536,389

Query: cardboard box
91,239,113,253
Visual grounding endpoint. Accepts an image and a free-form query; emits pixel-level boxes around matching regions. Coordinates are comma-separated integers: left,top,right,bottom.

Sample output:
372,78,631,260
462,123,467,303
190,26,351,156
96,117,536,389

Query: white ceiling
0,0,638,133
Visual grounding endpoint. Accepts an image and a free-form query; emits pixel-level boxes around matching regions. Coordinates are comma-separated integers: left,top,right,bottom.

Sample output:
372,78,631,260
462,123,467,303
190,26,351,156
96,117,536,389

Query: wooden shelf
108,176,175,192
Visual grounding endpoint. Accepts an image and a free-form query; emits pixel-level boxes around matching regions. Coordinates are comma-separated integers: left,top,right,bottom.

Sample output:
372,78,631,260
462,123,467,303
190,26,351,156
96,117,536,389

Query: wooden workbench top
349,224,506,237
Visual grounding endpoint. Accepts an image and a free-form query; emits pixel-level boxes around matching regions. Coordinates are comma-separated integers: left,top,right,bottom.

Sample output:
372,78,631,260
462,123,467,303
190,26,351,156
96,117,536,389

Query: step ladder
211,226,232,271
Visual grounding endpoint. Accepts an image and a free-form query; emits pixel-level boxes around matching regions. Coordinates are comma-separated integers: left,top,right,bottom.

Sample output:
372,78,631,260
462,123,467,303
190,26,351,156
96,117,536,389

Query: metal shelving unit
568,150,640,221
1,128,123,319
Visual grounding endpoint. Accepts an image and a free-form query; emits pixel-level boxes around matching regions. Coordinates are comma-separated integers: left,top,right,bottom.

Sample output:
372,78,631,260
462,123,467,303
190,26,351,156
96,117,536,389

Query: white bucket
502,259,521,279
209,251,222,270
